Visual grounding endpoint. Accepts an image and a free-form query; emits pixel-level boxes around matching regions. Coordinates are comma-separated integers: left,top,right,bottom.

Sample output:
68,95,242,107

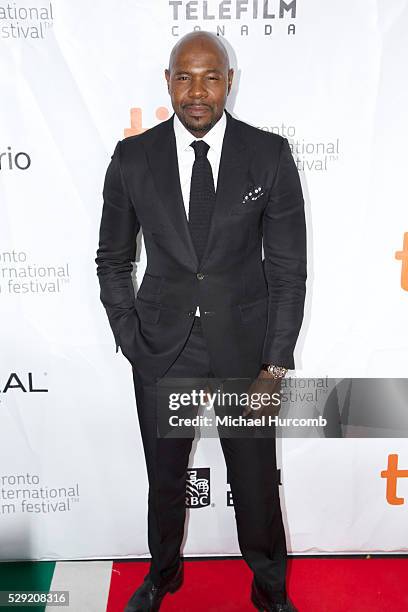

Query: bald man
96,31,305,612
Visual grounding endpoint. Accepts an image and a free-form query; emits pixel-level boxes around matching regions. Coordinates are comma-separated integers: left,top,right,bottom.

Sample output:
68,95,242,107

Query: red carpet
107,557,408,611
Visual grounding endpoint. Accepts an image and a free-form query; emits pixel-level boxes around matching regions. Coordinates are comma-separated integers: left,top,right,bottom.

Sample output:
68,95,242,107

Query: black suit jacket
95,109,307,381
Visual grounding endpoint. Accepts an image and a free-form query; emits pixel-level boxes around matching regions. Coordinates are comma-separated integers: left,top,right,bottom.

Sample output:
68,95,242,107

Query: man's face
165,40,233,137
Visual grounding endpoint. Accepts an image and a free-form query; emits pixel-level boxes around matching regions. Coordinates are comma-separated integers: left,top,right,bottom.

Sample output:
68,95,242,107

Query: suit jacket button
196,272,205,280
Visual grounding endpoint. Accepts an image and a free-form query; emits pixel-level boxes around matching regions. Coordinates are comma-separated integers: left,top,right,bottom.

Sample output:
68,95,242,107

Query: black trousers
131,317,287,604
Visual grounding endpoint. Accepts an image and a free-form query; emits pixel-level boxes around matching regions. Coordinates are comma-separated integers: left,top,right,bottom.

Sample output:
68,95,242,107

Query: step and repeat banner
1,0,408,560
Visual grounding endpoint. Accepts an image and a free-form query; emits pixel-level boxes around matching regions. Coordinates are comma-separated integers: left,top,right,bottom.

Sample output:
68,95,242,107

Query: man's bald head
165,31,234,137
168,31,230,73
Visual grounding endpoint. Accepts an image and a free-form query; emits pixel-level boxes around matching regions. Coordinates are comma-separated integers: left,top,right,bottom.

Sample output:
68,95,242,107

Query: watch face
271,365,287,377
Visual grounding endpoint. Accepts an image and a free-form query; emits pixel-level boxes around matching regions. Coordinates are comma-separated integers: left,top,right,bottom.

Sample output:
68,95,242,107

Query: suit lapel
199,110,250,268
143,110,250,270
143,117,199,269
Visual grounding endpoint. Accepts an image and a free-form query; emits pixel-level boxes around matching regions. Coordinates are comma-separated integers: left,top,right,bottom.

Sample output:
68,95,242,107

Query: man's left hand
242,370,283,418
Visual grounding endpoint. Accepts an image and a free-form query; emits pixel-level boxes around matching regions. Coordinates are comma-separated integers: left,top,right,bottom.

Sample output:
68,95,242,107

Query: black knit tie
188,140,216,263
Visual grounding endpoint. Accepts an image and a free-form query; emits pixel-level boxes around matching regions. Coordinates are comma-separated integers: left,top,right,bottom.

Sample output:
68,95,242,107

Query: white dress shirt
173,110,227,316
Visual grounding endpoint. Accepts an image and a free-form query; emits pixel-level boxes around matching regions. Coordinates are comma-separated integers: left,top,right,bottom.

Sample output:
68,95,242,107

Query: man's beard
182,114,216,136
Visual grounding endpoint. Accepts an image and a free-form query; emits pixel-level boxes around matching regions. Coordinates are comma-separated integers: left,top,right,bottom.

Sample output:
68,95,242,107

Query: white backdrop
1,0,408,560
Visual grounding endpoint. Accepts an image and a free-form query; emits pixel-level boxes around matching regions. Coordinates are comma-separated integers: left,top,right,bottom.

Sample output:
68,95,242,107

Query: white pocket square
241,185,265,205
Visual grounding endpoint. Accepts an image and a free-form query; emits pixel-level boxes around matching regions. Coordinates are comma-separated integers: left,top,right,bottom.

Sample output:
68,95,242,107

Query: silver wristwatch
261,364,288,378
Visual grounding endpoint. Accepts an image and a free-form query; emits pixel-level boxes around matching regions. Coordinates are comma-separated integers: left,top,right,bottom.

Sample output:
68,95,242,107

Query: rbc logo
226,468,282,506
227,485,233,507
186,468,210,508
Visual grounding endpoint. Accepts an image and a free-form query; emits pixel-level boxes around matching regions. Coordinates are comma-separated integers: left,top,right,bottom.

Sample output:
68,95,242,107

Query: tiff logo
124,107,170,137
381,454,408,505
395,232,408,291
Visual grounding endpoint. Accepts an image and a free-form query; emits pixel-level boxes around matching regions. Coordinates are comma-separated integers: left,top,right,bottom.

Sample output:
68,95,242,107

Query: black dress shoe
251,578,298,611
124,562,183,612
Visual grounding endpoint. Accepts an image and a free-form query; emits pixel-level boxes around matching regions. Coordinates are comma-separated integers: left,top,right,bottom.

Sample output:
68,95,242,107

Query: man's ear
165,69,170,93
227,68,234,94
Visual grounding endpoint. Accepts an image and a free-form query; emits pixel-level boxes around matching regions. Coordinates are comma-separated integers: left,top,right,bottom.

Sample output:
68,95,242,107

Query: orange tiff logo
395,232,408,291
124,107,170,137
381,454,408,505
